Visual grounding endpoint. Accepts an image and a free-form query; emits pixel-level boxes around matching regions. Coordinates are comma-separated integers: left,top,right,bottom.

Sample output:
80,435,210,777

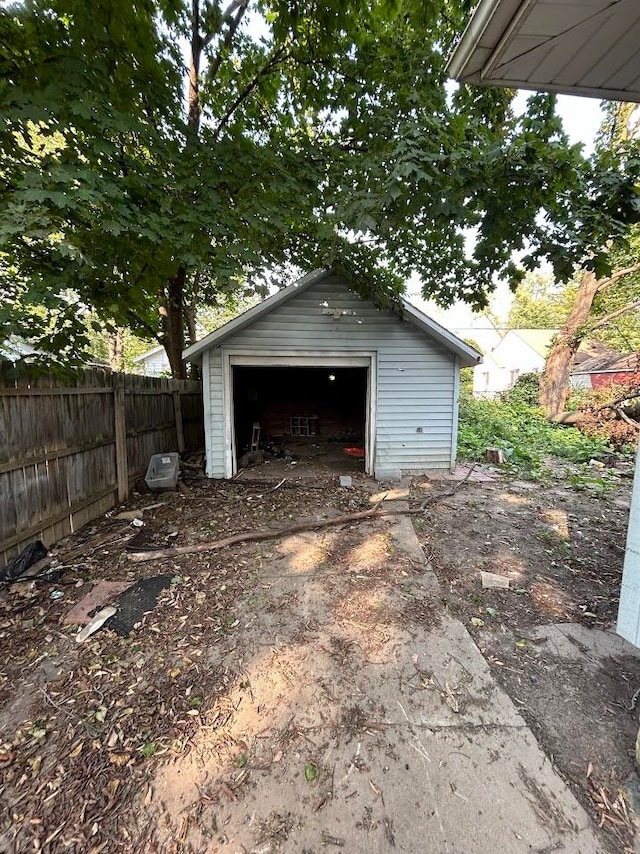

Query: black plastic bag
1,540,48,582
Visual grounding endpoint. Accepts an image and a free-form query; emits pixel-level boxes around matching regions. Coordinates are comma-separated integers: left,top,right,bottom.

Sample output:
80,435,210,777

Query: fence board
0,362,204,567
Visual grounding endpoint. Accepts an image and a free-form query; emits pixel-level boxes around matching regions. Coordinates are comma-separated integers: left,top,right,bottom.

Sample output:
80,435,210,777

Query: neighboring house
183,268,481,480
468,328,557,397
469,331,637,396
447,0,640,646
132,345,171,377
449,326,503,393
0,336,39,362
571,350,640,390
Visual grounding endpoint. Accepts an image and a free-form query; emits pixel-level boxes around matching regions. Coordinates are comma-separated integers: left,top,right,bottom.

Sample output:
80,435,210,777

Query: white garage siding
202,273,460,479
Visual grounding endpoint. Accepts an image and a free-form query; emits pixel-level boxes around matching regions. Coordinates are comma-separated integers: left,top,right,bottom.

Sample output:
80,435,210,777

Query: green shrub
457,390,612,475
498,372,540,407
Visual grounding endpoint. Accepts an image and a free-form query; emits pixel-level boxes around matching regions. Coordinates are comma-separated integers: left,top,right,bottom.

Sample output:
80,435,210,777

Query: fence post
173,381,185,453
114,374,128,502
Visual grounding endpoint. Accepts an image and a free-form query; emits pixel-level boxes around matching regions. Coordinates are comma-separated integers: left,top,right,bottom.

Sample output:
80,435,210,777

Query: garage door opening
232,365,368,475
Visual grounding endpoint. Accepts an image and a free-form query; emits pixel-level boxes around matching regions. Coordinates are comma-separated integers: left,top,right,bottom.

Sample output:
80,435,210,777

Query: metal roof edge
182,268,330,362
468,77,639,102
446,0,504,79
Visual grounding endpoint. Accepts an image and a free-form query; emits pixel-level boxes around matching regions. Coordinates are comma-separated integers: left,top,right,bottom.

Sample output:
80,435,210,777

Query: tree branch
205,0,249,80
128,470,475,563
612,406,640,430
202,0,244,48
188,0,203,131
589,298,640,332
124,307,162,344
598,387,640,411
595,260,640,293
213,45,288,139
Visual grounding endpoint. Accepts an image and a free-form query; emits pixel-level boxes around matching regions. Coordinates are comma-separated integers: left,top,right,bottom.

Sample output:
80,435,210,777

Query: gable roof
447,0,640,103
511,329,557,358
132,345,165,363
474,328,555,368
450,327,503,356
574,339,619,366
183,269,482,367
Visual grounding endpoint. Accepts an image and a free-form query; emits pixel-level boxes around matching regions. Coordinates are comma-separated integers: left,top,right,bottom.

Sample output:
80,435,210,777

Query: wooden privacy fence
0,362,204,566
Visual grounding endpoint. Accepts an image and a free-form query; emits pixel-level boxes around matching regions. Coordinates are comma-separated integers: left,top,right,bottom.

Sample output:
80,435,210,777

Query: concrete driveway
147,493,603,853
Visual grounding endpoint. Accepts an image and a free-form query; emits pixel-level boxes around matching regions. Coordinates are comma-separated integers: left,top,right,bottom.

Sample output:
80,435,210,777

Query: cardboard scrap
64,580,133,625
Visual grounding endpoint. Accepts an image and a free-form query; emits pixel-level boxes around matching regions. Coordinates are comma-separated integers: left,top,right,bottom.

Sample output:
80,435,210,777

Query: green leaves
457,390,611,477
2,0,640,374
304,762,318,782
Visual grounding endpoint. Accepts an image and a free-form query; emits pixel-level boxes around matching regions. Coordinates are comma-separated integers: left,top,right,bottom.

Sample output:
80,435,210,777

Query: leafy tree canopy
2,0,640,375
507,272,576,330
508,265,640,352
589,228,640,353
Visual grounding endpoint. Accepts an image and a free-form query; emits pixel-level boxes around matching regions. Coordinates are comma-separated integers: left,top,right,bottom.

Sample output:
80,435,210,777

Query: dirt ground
413,457,640,850
0,456,638,852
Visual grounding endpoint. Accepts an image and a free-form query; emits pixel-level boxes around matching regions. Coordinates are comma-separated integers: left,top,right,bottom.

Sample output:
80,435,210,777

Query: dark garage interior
233,366,367,471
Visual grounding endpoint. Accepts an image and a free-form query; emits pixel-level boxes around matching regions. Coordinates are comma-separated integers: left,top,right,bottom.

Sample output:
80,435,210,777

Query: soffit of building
448,0,640,103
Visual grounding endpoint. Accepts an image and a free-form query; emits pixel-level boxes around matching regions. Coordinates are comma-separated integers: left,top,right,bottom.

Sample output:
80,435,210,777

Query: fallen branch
612,406,640,431
551,410,585,425
129,507,406,562
419,463,476,510
597,388,640,412
555,398,640,426
128,469,475,563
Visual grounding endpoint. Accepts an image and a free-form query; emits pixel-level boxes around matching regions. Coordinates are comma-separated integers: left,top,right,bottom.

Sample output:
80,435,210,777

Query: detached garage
183,269,481,480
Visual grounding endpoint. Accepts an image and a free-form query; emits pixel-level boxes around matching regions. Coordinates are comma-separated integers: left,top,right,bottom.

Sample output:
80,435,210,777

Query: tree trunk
539,258,640,419
108,328,125,372
188,0,202,135
161,0,249,378
159,2,203,380
161,265,187,379
539,270,601,419
184,268,201,348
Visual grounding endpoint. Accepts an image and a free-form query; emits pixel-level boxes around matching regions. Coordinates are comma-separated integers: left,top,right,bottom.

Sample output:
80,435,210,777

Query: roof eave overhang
447,0,640,104
446,0,512,81
182,269,329,363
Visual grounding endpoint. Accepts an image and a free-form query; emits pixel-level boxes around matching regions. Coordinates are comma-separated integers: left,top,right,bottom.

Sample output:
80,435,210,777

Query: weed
140,742,157,758
457,391,613,477
304,762,318,782
567,471,610,495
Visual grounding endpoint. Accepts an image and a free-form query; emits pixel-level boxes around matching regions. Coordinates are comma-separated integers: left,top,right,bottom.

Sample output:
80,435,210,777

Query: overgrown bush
457,390,612,474
499,372,540,407
459,365,474,392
